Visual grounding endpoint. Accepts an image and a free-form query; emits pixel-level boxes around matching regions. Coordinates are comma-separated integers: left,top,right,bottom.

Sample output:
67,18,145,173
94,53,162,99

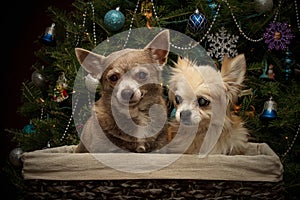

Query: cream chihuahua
167,55,250,155
74,30,170,153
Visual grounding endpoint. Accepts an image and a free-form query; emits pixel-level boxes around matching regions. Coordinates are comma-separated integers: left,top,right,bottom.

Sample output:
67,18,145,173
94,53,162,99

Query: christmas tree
2,0,300,199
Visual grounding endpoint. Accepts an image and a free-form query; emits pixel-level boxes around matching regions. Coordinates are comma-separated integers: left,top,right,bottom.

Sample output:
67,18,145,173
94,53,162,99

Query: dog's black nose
121,89,134,101
180,110,192,123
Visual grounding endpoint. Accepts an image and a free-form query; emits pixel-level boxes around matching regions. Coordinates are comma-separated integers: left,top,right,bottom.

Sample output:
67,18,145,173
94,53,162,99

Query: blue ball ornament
104,7,125,32
23,122,36,134
188,9,208,33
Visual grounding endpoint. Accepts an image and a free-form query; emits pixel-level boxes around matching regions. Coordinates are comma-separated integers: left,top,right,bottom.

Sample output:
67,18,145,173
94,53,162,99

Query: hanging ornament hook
40,23,56,46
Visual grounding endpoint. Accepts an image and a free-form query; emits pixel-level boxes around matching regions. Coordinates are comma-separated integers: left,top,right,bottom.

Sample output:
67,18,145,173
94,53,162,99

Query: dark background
1,1,73,198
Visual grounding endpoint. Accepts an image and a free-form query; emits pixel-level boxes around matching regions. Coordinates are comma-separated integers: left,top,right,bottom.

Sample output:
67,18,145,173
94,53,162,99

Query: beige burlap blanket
22,142,283,182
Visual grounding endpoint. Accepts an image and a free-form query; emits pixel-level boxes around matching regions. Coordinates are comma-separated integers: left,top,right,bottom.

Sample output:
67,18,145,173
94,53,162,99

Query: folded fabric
22,142,283,182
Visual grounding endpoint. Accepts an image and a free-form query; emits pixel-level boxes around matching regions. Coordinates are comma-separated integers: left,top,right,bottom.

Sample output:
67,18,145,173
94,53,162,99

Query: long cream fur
167,55,250,155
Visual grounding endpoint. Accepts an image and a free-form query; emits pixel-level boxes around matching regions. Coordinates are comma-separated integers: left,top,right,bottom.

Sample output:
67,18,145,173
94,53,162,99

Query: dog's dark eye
108,74,119,82
175,95,183,105
137,71,147,80
197,97,210,107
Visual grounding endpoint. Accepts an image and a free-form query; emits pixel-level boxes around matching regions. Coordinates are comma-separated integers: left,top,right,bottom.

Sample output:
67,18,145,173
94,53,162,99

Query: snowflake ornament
263,22,294,51
206,27,239,62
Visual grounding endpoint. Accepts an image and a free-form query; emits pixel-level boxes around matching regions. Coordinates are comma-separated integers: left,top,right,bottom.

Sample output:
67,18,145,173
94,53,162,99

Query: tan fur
167,55,250,155
74,30,170,153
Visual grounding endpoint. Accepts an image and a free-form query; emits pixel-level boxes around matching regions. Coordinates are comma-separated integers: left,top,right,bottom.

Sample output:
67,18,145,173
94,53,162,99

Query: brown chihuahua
74,30,170,153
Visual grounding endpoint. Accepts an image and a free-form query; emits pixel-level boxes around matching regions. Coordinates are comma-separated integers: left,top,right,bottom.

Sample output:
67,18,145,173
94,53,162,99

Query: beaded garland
294,0,300,31
74,2,97,47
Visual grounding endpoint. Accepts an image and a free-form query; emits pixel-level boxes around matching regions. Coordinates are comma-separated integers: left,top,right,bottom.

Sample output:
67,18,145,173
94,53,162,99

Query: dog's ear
221,54,246,99
75,48,105,78
144,29,170,66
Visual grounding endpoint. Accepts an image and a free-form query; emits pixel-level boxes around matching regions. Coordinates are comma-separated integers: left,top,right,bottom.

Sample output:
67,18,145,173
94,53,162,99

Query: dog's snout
180,110,192,122
121,89,134,101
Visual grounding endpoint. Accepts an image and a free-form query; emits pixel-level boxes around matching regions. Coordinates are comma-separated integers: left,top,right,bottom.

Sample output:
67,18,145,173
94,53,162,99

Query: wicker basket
22,143,284,199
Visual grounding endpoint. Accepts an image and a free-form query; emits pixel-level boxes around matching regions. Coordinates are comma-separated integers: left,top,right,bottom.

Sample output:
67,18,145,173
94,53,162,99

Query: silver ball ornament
255,0,273,13
9,147,23,167
85,74,100,92
31,70,46,88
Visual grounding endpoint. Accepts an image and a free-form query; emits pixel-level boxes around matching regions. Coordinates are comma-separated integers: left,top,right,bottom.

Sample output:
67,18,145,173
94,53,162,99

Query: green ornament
104,7,125,32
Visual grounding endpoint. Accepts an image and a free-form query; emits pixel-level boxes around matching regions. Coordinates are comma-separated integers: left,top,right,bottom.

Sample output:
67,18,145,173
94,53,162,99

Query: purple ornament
263,22,294,51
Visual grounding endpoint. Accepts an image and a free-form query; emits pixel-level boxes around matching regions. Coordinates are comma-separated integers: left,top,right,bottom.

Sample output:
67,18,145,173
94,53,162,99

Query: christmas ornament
53,72,69,102
259,59,269,79
40,23,56,46
43,141,51,149
259,59,275,80
245,105,256,118
22,121,36,134
9,147,23,167
207,0,218,15
283,50,295,81
187,9,208,33
104,7,125,32
260,96,277,120
31,70,46,88
233,104,241,114
84,73,100,92
267,64,275,80
254,0,273,13
141,0,155,29
207,27,239,62
263,22,294,51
